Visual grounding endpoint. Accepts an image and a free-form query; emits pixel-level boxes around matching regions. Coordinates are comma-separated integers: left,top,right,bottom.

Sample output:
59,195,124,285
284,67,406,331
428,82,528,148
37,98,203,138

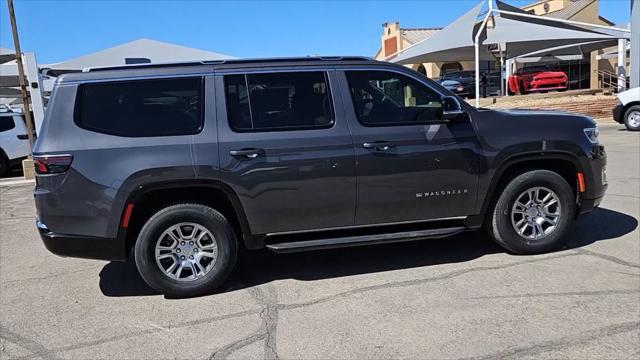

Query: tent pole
6,0,35,155
500,53,504,97
505,59,511,97
617,39,626,92
474,0,493,108
475,43,480,107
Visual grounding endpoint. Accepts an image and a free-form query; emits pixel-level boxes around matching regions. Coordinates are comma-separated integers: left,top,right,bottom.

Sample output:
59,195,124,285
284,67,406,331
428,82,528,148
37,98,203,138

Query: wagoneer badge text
416,189,468,198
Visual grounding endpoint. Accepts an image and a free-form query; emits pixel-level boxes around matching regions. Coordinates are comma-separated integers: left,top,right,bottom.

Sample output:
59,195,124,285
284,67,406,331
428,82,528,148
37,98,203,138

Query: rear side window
0,116,15,132
76,77,203,137
224,72,334,132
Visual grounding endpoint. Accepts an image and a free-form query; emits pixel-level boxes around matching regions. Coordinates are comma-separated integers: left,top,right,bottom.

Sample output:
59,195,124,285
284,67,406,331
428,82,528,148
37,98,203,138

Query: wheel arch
622,101,640,119
117,180,254,256
480,152,583,217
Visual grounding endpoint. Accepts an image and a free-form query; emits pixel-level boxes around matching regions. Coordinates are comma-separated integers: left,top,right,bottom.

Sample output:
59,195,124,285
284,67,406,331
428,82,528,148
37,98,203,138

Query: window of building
75,77,203,137
224,72,333,132
441,62,462,74
346,71,443,126
0,116,16,132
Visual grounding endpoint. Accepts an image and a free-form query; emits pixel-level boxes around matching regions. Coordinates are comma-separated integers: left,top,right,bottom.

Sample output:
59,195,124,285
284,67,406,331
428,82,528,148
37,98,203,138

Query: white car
613,87,640,131
0,111,31,177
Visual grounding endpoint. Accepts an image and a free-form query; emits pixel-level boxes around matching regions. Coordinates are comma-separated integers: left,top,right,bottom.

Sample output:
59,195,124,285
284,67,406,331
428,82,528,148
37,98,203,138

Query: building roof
44,38,234,72
544,0,593,20
399,28,441,44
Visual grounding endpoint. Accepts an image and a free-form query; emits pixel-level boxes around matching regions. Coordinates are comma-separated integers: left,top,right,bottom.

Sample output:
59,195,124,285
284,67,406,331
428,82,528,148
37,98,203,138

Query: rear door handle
16,134,28,140
229,148,263,159
363,141,395,151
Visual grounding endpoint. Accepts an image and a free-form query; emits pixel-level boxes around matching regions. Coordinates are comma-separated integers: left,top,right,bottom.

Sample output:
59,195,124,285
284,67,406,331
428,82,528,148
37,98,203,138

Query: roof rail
83,56,373,72
82,60,225,72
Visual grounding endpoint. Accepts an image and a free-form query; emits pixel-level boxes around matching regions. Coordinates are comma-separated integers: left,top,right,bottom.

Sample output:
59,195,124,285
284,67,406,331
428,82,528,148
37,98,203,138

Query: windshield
516,65,559,75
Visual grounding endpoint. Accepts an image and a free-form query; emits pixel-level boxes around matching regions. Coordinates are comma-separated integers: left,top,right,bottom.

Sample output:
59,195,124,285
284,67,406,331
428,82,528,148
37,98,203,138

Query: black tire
0,153,8,178
134,203,238,297
486,170,576,255
623,105,640,131
519,80,528,95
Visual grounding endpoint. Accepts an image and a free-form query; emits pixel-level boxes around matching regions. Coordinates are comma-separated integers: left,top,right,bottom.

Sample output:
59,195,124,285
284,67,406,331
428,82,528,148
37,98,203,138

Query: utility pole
631,0,639,88
7,0,36,155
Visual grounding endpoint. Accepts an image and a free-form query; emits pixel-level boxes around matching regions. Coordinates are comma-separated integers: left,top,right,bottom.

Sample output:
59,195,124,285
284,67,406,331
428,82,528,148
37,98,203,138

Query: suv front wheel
487,170,576,254
623,105,640,131
134,204,238,297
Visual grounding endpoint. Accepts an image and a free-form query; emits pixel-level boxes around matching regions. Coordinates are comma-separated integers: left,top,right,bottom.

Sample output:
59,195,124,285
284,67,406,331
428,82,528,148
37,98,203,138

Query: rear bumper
8,156,27,168
37,220,127,261
612,103,624,124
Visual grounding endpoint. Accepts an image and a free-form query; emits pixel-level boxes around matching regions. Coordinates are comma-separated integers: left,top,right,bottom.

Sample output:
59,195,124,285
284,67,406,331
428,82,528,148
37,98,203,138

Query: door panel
338,69,481,225
216,70,356,235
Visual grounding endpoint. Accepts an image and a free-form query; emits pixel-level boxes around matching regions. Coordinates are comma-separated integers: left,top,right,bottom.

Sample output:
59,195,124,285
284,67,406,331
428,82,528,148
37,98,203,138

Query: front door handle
229,148,263,159
363,141,395,151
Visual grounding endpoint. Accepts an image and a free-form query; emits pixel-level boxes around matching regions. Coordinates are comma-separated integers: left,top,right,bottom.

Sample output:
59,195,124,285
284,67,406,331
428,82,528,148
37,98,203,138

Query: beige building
375,0,623,90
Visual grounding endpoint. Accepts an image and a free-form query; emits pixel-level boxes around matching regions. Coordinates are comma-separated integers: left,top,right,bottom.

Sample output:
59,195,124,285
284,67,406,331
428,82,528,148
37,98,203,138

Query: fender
478,150,584,216
115,179,253,251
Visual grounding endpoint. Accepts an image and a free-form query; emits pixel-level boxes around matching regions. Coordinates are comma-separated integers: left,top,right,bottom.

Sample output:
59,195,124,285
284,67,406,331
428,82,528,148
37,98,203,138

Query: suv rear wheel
134,203,237,297
487,170,575,254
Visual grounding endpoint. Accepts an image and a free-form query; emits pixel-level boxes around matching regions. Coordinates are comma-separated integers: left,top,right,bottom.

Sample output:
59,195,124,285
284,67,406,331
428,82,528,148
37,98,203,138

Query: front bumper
528,79,567,92
612,102,624,124
578,144,608,215
37,220,126,261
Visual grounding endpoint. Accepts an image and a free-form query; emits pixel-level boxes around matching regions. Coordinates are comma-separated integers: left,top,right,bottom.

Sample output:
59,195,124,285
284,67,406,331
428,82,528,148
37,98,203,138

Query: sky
0,0,632,64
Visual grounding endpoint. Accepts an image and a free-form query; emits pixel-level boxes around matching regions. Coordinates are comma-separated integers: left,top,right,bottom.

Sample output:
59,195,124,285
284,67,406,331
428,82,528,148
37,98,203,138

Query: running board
265,227,466,254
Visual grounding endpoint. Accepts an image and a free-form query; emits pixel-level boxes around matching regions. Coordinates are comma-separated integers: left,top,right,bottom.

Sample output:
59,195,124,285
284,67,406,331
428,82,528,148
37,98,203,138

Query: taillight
33,154,73,175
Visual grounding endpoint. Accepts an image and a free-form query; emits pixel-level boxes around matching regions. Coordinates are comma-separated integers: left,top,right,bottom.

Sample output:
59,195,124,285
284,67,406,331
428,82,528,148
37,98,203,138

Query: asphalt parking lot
1,122,638,359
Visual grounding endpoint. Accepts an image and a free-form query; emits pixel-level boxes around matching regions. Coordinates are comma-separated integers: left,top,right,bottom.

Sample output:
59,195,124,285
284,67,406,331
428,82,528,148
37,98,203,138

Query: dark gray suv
34,57,607,297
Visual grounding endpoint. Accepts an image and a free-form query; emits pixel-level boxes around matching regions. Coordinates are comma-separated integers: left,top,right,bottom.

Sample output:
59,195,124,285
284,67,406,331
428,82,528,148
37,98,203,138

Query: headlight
584,127,599,144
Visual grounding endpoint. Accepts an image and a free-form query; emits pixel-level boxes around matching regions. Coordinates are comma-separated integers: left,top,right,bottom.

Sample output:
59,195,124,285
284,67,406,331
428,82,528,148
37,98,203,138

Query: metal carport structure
388,0,631,107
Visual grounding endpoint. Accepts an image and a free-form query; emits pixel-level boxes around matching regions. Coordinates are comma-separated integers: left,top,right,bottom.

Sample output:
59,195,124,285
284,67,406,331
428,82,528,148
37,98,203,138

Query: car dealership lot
1,122,638,359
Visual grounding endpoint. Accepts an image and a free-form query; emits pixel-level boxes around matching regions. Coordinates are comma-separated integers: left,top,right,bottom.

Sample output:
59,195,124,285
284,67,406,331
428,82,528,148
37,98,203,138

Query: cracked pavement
1,123,639,359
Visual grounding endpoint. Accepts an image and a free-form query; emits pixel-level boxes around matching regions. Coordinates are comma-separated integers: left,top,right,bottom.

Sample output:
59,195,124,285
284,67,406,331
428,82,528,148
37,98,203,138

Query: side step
265,227,465,254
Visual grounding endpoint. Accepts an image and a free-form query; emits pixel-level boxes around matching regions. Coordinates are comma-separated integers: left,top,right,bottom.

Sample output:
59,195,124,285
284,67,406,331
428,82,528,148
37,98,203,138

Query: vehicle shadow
98,207,637,298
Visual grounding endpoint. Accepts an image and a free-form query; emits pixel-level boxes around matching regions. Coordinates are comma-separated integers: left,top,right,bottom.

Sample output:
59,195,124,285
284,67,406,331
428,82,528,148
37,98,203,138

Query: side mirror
442,96,464,120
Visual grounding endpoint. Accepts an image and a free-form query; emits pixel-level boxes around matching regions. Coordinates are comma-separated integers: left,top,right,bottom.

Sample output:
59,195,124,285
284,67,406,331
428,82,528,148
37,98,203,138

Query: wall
522,0,565,15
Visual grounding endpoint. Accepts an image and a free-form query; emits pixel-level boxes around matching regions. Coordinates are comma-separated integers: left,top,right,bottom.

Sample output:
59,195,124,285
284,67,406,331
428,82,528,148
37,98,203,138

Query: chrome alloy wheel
510,187,561,241
628,110,640,128
155,222,218,281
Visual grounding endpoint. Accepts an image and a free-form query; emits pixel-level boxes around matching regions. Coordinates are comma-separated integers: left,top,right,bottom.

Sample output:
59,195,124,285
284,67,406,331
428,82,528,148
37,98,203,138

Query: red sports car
508,66,568,94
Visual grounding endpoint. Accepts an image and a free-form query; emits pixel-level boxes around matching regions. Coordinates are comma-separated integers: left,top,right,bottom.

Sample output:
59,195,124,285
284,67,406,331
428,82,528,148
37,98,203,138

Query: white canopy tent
389,0,631,107
388,3,494,63
43,38,234,75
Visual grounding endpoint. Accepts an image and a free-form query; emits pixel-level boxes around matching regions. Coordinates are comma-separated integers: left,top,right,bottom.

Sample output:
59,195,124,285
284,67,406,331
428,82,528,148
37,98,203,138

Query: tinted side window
0,116,15,132
224,72,333,132
346,71,443,126
76,77,202,137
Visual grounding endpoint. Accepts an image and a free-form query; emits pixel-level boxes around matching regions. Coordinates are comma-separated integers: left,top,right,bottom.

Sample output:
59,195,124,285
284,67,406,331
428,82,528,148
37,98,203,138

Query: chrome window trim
335,65,448,98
